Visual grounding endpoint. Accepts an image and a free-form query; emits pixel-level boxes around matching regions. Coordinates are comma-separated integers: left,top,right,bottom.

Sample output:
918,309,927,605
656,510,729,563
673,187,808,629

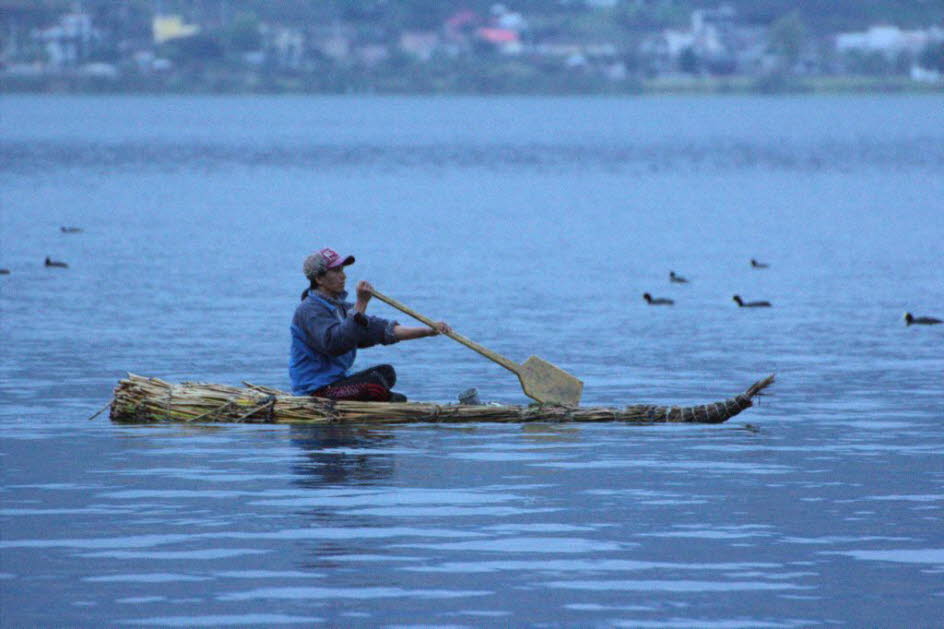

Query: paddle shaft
369,289,521,375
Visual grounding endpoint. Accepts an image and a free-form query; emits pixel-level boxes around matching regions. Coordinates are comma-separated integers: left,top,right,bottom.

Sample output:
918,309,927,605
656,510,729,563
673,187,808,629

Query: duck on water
644,293,674,306
669,271,689,283
733,295,771,308
750,258,769,269
904,312,942,326
45,257,68,268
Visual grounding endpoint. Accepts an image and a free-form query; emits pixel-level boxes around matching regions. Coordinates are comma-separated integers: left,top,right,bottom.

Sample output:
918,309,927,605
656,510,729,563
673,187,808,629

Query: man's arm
354,280,451,343
393,325,437,341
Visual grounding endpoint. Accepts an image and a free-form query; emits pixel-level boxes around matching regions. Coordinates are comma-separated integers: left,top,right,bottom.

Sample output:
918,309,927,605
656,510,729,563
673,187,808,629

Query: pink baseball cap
303,248,355,279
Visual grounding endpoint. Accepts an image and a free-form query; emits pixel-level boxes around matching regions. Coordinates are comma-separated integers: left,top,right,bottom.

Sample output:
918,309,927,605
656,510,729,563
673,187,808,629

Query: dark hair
300,280,314,301
300,274,324,301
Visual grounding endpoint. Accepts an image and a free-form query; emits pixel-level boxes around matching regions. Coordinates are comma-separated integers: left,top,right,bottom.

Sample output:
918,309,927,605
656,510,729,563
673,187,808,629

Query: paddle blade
517,356,583,406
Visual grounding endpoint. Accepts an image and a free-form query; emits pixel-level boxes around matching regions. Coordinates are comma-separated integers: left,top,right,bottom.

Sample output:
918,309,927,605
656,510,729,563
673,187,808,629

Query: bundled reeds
109,373,775,425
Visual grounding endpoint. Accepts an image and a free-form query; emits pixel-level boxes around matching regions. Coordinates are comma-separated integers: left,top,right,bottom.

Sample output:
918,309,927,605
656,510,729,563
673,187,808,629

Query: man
290,247,450,401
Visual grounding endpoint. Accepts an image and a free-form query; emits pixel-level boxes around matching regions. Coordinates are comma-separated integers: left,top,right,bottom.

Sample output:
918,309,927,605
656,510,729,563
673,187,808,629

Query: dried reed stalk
109,373,774,425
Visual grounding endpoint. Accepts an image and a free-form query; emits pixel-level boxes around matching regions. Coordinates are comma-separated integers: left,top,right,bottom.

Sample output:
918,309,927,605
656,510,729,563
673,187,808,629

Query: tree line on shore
2,0,943,94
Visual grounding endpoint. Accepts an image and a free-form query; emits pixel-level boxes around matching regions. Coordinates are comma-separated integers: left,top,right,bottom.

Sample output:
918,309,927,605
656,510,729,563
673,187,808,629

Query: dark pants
312,364,397,402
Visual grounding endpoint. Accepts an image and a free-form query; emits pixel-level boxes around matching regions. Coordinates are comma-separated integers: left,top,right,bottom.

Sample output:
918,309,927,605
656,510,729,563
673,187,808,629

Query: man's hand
427,321,452,337
355,281,374,313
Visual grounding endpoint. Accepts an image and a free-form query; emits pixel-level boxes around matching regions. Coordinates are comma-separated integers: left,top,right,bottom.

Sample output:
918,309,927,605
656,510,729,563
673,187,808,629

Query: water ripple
217,586,491,601
395,536,630,553
2,137,942,175
122,614,322,626
825,548,944,567
544,579,810,592
409,558,780,574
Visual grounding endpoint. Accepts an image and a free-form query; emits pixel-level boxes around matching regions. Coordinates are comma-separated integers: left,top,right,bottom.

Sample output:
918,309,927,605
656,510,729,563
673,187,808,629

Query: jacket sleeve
298,301,398,356
359,314,400,348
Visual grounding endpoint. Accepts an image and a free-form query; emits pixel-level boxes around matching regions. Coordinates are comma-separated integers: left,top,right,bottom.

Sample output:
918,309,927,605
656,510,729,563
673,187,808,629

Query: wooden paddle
370,289,583,406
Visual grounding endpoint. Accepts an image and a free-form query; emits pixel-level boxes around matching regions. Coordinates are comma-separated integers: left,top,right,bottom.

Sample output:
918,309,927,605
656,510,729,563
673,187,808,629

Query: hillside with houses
2,0,943,93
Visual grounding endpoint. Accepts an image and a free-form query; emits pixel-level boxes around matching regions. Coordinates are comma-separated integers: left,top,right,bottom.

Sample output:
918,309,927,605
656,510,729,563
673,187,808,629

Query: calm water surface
1,94,943,627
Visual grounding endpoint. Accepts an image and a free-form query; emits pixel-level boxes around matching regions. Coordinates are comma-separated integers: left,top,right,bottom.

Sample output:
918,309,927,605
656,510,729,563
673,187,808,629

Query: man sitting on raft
290,248,450,401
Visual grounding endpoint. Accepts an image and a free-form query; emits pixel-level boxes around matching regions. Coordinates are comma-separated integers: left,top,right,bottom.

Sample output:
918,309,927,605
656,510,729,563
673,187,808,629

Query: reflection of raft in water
109,373,775,425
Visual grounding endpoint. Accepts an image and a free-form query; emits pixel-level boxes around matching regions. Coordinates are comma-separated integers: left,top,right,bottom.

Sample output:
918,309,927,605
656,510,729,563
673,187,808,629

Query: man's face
318,266,346,296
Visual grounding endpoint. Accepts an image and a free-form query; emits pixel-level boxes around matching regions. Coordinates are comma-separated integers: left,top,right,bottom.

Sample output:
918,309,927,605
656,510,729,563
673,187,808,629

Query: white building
261,25,305,68
836,25,943,58
32,11,99,68
640,4,740,72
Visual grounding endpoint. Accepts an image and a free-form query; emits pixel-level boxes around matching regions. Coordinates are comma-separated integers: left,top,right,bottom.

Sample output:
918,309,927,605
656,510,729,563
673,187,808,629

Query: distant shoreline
644,75,943,94
2,74,942,96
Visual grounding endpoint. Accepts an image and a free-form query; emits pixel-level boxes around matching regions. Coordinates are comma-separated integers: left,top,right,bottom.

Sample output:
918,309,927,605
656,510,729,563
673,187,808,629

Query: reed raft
109,373,775,425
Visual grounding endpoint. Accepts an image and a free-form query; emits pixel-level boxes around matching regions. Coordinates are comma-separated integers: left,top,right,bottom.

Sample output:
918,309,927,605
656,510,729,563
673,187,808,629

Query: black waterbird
45,257,69,268
904,312,942,326
644,293,674,305
733,295,771,308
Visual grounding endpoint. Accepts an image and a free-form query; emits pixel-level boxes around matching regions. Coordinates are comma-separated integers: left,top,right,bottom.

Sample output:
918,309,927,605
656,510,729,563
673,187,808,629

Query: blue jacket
289,291,399,395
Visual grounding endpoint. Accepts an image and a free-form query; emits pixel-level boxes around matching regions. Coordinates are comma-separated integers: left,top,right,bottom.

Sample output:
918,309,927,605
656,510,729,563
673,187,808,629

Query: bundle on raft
109,373,775,425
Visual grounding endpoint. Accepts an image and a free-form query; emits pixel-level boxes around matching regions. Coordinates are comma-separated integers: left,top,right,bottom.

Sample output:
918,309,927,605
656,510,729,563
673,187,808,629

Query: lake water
1,94,942,627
